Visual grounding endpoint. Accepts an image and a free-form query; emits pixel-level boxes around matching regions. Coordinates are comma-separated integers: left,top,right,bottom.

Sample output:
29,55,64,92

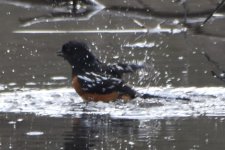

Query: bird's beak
57,50,64,57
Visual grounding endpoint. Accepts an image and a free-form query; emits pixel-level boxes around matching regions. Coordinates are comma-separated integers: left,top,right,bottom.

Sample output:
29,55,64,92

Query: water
1,113,225,150
1,0,225,149
1,87,225,118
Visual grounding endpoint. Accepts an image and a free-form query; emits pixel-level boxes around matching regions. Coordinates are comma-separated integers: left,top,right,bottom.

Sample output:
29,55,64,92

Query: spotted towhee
57,41,155,102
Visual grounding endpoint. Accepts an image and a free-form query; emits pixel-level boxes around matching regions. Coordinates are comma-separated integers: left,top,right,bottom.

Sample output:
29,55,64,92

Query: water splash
123,41,155,48
1,87,225,119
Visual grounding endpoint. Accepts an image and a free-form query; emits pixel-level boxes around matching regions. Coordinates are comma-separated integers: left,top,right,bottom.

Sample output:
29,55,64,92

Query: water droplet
9,144,12,149
113,55,119,59
6,11,11,15
51,76,67,81
220,73,225,77
8,121,16,124
173,19,179,24
182,70,188,74
26,131,44,136
205,138,209,144
178,56,184,60
8,83,16,86
25,82,36,86
17,118,23,122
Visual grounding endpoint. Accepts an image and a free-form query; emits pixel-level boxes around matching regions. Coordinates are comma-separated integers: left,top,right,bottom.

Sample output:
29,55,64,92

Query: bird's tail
119,85,137,99
119,85,190,101
139,93,190,101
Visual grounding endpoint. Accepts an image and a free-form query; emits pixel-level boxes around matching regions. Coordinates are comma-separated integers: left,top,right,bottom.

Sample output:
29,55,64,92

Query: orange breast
72,75,131,102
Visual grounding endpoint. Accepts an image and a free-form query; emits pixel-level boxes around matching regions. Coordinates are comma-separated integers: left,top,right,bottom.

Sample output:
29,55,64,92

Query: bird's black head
57,41,97,73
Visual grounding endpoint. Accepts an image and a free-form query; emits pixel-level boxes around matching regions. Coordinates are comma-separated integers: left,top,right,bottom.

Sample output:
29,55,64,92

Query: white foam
0,87,225,119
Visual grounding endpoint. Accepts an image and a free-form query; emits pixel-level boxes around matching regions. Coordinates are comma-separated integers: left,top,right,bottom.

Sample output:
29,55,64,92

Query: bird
58,41,143,78
57,41,155,102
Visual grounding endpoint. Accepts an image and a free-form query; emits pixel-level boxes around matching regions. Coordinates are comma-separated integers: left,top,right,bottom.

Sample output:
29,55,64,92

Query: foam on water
0,87,225,119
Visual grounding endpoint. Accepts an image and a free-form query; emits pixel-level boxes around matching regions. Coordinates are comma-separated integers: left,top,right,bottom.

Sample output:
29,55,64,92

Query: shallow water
1,87,225,119
1,0,225,149
1,113,225,150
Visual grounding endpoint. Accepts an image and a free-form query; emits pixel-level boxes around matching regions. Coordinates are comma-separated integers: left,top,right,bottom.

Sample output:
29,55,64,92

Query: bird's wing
104,63,144,78
77,72,124,94
110,63,144,72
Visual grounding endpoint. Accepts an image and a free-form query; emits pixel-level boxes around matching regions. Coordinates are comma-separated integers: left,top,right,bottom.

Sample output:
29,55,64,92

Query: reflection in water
1,113,225,150
0,0,104,11
2,0,225,39
64,117,91,150
62,115,225,150
1,0,105,27
18,0,104,27
13,26,186,34
204,52,225,83
63,114,160,150
5,0,224,38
